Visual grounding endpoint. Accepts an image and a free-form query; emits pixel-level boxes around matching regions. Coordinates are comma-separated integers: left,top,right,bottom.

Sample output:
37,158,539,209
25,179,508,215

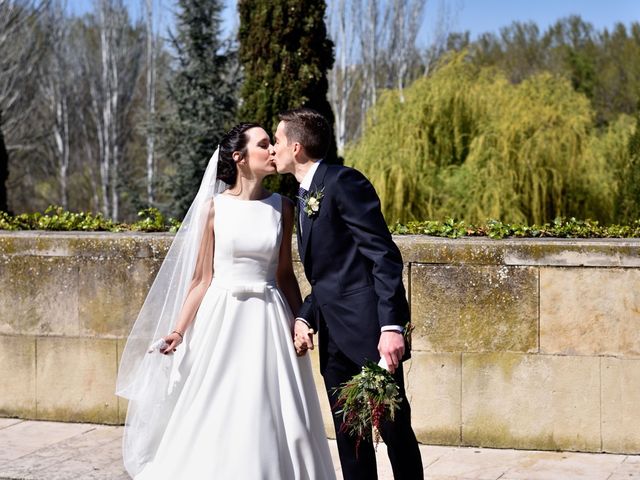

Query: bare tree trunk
328,0,357,153
144,0,156,204
99,1,113,216
388,0,426,103
0,112,8,213
423,0,462,76
40,1,71,209
353,0,385,132
84,0,143,220
0,0,50,213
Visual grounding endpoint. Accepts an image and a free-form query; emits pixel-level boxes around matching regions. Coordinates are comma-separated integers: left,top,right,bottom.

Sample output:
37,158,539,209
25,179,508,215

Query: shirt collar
300,160,322,191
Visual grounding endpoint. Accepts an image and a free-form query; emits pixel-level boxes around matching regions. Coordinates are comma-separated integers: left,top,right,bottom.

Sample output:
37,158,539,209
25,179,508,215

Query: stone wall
1,232,638,453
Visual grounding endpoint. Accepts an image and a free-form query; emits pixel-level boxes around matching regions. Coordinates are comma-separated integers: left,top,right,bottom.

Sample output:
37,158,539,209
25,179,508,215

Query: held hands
160,330,184,355
293,319,315,356
378,330,405,374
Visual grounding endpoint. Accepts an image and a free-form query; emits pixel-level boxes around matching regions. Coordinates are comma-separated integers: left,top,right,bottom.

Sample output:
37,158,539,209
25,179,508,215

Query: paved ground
0,418,638,479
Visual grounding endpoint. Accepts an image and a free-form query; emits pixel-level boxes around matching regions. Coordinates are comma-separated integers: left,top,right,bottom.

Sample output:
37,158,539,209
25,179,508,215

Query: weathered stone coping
2,231,639,267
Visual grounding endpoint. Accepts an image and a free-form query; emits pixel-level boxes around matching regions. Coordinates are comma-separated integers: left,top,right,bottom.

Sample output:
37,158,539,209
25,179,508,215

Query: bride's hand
293,320,314,356
161,331,184,355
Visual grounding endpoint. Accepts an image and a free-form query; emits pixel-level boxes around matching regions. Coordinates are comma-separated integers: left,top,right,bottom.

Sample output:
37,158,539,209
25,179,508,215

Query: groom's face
272,121,296,174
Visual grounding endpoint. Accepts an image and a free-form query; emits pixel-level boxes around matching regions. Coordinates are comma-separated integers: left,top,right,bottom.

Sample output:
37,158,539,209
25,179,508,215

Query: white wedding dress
133,192,336,480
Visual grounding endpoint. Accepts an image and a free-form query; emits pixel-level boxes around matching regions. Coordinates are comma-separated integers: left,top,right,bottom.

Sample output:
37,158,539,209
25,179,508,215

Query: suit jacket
297,162,410,367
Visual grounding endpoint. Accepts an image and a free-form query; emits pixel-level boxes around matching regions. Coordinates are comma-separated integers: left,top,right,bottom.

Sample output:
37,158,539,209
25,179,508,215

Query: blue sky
67,0,639,43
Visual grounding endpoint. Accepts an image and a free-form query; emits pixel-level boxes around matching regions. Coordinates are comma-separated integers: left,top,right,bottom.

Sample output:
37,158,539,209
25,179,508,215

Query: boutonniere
299,187,325,218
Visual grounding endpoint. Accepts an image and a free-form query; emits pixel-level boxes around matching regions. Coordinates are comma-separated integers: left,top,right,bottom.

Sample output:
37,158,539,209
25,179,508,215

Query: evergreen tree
162,0,236,218
238,0,337,197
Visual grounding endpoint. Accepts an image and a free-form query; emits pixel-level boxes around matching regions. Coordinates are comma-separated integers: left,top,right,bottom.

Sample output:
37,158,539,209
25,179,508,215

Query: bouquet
333,360,401,453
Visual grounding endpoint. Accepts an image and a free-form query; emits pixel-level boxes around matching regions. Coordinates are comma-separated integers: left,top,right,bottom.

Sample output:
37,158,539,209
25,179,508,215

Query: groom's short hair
278,108,330,160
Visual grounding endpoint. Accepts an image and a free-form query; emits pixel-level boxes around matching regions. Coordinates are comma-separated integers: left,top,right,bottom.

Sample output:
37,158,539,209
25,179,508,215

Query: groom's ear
292,142,302,158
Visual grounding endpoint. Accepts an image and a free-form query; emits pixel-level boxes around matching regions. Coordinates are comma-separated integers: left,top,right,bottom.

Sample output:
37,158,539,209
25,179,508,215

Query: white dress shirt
300,159,322,191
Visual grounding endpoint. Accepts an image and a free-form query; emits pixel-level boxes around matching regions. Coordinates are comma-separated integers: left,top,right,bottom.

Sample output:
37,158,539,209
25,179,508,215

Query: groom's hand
293,319,315,356
378,331,405,373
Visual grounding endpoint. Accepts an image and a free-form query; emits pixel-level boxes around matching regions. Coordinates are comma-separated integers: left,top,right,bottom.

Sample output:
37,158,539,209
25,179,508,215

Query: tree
328,0,358,154
143,0,158,205
238,0,337,197
0,112,8,213
617,107,640,221
0,0,50,213
347,53,626,225
74,0,144,221
386,0,426,102
162,0,236,218
38,0,73,209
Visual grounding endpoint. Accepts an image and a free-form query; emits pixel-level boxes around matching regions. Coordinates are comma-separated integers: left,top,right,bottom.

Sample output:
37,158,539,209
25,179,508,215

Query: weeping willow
346,53,634,224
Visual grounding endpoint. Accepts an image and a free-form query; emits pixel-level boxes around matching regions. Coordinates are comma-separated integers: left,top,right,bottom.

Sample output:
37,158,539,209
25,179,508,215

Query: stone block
78,258,162,337
293,261,311,298
308,346,335,439
36,337,119,424
540,268,640,357
116,338,128,425
410,264,538,353
601,357,640,453
405,352,461,445
0,256,79,336
461,353,601,452
0,335,36,417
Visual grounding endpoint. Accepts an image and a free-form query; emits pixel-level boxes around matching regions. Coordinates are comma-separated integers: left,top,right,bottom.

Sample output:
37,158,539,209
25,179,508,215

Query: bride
115,123,336,479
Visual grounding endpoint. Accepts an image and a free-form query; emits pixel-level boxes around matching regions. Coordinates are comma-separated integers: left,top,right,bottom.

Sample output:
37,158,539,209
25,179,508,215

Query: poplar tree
163,0,236,218
238,0,338,196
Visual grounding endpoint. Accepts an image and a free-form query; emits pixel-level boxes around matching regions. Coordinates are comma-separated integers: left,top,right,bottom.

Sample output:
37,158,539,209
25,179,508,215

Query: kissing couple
116,108,424,479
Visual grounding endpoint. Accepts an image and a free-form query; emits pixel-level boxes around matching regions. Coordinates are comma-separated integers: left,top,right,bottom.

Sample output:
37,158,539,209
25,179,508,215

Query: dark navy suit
297,162,423,480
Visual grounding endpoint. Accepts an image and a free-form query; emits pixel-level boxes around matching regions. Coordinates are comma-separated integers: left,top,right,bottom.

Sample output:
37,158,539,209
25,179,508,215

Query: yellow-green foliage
346,53,634,224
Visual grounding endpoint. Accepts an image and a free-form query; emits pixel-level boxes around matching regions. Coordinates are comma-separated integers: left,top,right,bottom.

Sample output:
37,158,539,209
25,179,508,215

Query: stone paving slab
0,420,639,479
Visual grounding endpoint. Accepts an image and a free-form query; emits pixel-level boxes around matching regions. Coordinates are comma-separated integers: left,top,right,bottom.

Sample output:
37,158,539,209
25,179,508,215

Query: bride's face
240,127,276,177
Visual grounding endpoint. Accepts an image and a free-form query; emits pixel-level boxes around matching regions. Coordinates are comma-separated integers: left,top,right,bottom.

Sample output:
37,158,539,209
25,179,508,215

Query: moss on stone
462,413,601,452
0,237,17,255
36,405,119,425
415,426,461,445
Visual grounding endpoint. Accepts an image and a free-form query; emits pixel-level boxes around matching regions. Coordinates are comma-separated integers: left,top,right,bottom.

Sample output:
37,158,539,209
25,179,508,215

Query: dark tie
298,186,307,235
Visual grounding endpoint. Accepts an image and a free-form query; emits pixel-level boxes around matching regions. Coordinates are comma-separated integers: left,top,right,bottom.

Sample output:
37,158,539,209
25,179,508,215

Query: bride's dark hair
217,123,262,185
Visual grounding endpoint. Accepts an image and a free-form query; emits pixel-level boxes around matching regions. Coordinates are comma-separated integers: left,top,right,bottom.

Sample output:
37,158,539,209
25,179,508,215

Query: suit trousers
319,318,424,480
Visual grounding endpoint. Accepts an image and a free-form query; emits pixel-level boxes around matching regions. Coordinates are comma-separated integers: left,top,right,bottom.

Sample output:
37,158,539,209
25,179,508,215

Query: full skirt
132,283,335,480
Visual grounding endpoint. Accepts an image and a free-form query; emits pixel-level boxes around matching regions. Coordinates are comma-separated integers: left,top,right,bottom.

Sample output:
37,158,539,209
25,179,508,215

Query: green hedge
1,207,640,239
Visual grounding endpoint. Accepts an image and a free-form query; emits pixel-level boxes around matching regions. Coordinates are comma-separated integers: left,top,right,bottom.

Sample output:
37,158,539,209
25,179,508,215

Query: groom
272,108,423,480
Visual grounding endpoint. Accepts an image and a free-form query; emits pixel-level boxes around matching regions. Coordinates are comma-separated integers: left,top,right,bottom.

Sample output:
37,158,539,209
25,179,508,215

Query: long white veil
116,148,227,476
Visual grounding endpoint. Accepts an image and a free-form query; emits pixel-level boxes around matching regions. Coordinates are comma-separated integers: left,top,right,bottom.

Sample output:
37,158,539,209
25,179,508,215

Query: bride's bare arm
276,197,303,325
162,201,215,354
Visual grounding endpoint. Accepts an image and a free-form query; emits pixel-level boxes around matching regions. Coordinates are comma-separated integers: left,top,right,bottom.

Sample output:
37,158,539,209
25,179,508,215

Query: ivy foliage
0,206,180,233
390,217,640,239
2,207,640,239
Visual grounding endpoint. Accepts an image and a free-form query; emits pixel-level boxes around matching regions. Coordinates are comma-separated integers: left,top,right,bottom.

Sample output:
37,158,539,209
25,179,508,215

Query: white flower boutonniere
299,187,325,218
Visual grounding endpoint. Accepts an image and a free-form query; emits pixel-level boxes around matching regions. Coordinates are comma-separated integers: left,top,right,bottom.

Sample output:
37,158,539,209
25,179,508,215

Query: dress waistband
210,278,277,296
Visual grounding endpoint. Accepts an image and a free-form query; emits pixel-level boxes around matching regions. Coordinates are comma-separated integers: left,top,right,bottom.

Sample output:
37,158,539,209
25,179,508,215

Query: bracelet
172,330,184,339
